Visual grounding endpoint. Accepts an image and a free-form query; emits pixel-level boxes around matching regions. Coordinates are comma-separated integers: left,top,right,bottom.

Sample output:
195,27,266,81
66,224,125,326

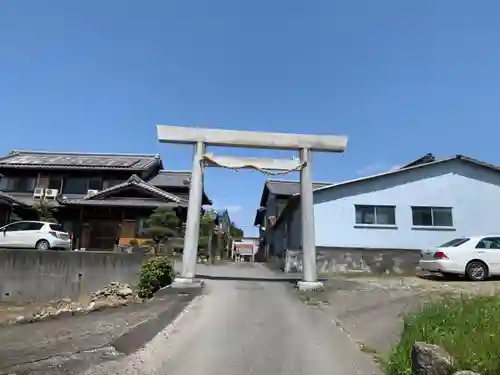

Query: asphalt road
83,263,382,375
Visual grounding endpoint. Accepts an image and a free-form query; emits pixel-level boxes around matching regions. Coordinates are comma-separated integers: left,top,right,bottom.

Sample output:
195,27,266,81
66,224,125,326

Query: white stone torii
157,125,347,291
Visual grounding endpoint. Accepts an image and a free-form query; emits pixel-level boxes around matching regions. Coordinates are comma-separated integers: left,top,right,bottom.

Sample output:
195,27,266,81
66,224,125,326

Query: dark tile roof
74,175,188,206
147,170,212,206
0,191,30,207
259,179,333,207
148,170,191,187
60,199,181,208
400,153,436,169
0,150,163,171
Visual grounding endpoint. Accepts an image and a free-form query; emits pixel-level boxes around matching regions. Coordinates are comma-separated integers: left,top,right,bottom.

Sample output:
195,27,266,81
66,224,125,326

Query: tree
145,207,180,254
199,209,217,262
229,222,244,240
33,198,57,223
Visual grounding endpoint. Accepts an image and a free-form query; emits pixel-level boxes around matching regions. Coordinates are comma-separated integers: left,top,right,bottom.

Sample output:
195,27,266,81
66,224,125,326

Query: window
412,207,453,227
136,218,150,237
439,238,470,247
27,222,44,230
63,177,89,194
355,205,396,225
88,178,102,191
0,177,36,193
4,222,30,232
49,224,66,232
476,237,500,249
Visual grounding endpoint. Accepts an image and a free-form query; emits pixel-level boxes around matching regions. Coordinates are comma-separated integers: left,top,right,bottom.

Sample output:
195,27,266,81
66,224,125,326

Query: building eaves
253,207,266,226
259,179,334,207
0,150,163,171
60,199,180,208
68,174,188,206
0,191,30,207
273,154,500,230
311,154,500,195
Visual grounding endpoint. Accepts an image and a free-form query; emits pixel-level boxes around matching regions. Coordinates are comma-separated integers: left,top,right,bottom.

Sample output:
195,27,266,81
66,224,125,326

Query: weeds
385,294,500,375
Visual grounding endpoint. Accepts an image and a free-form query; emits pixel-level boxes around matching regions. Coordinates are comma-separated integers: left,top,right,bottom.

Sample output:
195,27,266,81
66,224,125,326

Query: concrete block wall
0,250,149,303
284,247,421,274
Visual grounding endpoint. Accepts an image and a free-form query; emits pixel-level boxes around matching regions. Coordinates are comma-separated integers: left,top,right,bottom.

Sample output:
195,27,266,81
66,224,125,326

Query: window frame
411,206,453,227
62,176,102,194
354,204,396,226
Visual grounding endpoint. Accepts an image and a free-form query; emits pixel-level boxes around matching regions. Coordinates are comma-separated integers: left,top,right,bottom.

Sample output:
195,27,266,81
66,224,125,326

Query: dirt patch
0,288,200,374
0,281,140,326
301,275,500,358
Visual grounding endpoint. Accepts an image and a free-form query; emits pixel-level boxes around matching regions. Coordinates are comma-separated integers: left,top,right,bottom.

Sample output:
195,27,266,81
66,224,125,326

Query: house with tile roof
253,178,334,259
0,150,211,250
264,154,500,263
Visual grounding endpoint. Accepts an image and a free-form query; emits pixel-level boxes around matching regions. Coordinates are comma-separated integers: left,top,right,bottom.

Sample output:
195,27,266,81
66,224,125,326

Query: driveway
80,263,381,375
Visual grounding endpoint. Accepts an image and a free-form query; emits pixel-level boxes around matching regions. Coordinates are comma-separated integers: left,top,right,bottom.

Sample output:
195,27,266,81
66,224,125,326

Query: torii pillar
157,125,347,291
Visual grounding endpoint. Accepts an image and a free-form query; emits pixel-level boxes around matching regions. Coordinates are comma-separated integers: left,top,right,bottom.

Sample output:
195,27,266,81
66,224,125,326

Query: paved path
83,263,381,375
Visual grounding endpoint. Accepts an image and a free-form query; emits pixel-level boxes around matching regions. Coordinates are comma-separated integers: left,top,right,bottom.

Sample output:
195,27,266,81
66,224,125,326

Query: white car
0,221,71,250
419,235,500,281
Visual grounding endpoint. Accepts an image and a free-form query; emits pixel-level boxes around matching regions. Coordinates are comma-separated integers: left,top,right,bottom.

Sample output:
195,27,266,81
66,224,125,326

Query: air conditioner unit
33,188,44,199
44,189,59,199
87,189,99,196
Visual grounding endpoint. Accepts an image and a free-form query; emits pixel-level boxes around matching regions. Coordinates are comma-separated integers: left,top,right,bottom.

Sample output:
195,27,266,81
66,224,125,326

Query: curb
111,288,201,355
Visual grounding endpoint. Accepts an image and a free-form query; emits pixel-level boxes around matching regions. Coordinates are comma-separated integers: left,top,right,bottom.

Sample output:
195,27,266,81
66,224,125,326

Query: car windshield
49,224,66,232
438,238,470,247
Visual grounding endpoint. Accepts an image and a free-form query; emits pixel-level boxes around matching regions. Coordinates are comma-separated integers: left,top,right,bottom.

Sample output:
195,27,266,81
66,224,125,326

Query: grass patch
385,294,500,375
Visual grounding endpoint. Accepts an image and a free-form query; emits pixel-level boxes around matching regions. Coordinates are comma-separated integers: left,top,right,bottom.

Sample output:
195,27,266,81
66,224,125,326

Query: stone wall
284,247,421,274
0,250,149,303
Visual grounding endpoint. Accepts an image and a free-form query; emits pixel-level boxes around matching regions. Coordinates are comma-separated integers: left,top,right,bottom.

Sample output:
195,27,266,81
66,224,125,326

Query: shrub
129,238,139,246
137,256,174,299
385,295,500,375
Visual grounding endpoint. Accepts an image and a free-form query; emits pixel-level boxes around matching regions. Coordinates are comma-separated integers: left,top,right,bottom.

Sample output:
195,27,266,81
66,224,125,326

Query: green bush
137,256,174,299
129,238,139,246
385,295,500,375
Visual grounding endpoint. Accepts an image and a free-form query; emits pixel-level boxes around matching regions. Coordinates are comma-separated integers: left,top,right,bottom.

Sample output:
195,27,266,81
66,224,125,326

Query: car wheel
35,239,50,251
466,261,488,281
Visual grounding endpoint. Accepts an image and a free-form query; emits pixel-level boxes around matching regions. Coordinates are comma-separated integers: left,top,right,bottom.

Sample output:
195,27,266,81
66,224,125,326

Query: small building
232,236,259,262
0,150,211,250
253,179,333,260
270,154,500,256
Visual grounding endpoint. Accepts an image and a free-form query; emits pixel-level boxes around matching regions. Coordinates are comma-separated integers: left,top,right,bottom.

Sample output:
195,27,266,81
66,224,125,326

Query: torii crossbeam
157,125,348,291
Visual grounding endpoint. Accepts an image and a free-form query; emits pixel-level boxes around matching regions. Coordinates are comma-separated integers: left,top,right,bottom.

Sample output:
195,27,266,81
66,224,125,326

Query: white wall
286,160,500,250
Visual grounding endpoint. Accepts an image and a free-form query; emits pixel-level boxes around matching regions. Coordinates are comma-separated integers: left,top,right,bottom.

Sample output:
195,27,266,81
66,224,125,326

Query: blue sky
1,1,500,235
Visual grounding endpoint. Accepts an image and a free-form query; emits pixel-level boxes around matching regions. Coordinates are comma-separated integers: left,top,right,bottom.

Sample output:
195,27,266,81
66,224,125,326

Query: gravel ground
80,263,382,375
314,274,500,356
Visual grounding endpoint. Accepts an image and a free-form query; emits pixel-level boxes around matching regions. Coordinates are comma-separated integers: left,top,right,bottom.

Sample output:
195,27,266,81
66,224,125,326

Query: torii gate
157,125,347,291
